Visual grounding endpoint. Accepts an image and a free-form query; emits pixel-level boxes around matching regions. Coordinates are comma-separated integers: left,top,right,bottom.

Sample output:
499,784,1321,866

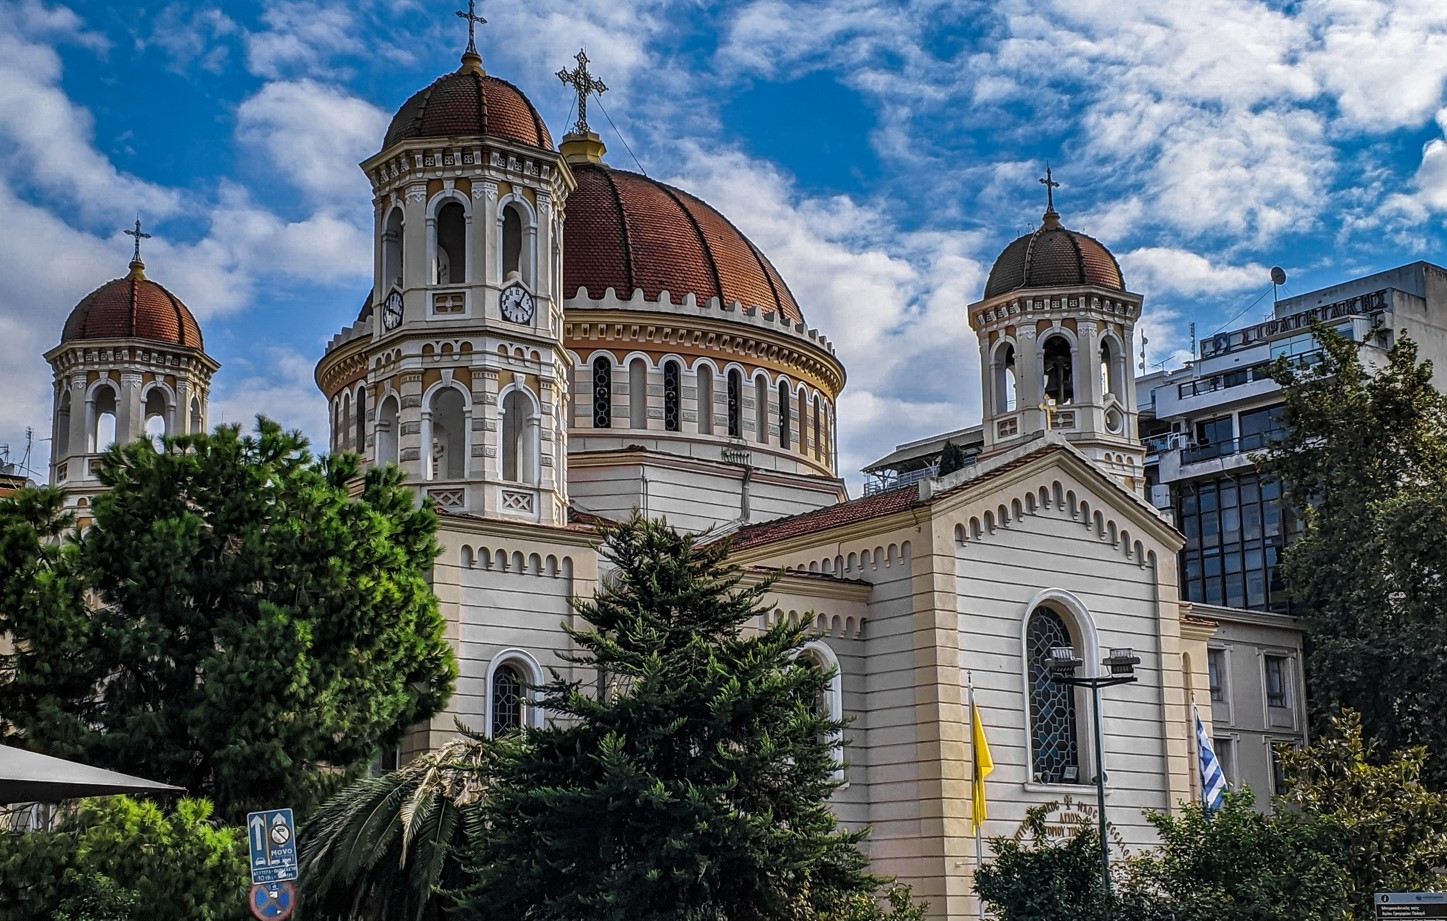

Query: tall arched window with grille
696,366,714,435
491,664,524,737
1026,607,1081,784
663,360,681,432
592,356,612,428
727,370,742,438
778,380,791,449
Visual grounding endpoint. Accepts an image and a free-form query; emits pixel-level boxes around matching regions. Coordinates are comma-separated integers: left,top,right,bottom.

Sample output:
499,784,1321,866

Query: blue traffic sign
249,881,297,920
247,808,298,885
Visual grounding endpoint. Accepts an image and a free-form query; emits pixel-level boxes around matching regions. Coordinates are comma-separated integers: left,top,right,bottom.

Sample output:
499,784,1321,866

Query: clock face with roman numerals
500,284,535,324
382,290,403,330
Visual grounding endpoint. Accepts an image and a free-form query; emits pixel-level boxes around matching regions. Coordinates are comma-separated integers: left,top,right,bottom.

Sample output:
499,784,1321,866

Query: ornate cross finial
124,217,151,264
557,48,608,135
1039,396,1058,430
456,0,486,56
1039,164,1060,213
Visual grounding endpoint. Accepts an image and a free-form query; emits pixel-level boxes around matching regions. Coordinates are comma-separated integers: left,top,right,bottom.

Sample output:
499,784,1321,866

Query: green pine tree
938,441,968,477
458,515,922,921
0,418,457,821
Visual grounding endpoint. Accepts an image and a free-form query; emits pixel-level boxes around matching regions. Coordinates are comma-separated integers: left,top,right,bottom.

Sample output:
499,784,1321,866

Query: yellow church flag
971,699,994,833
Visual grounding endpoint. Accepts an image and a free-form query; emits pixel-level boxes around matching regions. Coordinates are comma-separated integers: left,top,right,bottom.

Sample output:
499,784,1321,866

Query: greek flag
1194,703,1227,811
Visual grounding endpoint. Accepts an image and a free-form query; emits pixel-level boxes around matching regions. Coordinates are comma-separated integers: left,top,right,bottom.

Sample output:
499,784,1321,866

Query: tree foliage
299,734,491,921
1258,328,1447,783
1118,789,1347,921
457,515,922,921
937,441,968,477
0,419,456,820
973,805,1114,921
0,796,247,921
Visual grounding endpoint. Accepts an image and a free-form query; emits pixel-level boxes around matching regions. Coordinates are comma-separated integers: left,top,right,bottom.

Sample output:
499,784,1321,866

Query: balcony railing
1179,431,1285,465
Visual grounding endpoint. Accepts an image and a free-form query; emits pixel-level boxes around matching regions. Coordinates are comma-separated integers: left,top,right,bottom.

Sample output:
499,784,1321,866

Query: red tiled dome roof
564,162,804,324
983,211,1124,300
61,264,203,349
384,61,552,151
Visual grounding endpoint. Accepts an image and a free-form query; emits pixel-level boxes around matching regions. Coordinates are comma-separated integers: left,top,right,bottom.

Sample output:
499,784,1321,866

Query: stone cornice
967,284,1143,332
44,337,220,377
361,135,575,205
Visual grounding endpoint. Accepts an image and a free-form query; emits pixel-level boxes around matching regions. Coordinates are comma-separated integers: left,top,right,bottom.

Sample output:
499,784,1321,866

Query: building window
1269,744,1289,795
491,664,524,737
663,360,681,432
995,343,1017,413
754,377,768,444
812,394,822,459
629,359,648,429
90,384,118,452
1041,335,1074,405
382,208,404,288
1214,737,1234,786
355,386,367,455
1265,655,1289,709
1177,474,1300,614
377,395,399,463
1239,405,1285,452
502,204,523,280
697,367,713,435
727,370,742,438
143,388,168,450
1026,607,1080,784
501,388,537,484
1208,648,1226,704
798,642,844,779
778,380,791,449
592,357,612,428
427,387,467,480
435,200,467,284
55,391,71,458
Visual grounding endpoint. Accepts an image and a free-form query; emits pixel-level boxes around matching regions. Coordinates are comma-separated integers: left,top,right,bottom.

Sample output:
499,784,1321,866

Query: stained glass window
1027,608,1080,783
727,370,742,437
663,361,681,432
491,664,524,737
592,357,611,428
778,380,791,449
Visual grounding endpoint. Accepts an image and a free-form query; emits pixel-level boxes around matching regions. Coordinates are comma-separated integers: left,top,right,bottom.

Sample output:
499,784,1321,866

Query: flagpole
969,670,985,921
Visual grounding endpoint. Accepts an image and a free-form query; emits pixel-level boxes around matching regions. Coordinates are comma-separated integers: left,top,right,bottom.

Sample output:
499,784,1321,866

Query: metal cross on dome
557,49,608,135
124,217,151,263
1039,165,1061,212
456,0,486,56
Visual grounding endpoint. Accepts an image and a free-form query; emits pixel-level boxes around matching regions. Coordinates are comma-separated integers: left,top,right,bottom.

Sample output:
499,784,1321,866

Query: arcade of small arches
578,350,837,469
378,188,541,293
952,479,1158,570
53,376,206,460
987,329,1130,416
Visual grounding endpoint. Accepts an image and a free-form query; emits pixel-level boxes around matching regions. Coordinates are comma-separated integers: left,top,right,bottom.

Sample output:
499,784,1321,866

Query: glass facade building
1176,473,1301,613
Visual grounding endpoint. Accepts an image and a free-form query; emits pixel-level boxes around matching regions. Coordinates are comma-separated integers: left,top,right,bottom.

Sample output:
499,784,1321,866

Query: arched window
697,366,714,435
502,204,523,281
727,370,742,438
797,390,808,455
995,343,1018,413
377,395,400,464
490,663,525,737
340,391,351,450
190,397,203,435
143,388,167,450
428,387,467,480
502,388,537,484
812,394,822,459
382,208,404,288
1100,338,1122,399
754,377,768,444
355,386,367,455
663,360,681,432
1042,335,1074,405
435,200,466,285
90,384,117,452
798,641,844,778
1026,607,1081,784
592,357,612,428
778,380,791,449
629,359,648,429
54,390,71,458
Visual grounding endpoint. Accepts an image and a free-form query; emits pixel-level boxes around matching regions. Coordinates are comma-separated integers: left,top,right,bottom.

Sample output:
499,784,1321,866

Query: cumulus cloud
244,0,362,79
236,79,389,203
208,346,330,446
140,4,238,74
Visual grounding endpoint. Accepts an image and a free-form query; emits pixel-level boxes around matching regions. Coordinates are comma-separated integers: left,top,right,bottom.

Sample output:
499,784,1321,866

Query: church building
43,33,1214,921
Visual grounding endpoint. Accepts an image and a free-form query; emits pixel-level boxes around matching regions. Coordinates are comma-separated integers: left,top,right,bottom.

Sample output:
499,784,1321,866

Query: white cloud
236,80,389,203
208,346,329,448
140,4,238,74
244,1,362,79
1118,248,1270,299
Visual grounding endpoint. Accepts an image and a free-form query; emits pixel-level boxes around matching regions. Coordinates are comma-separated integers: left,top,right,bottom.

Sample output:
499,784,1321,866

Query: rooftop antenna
1271,266,1287,311
1189,322,1196,358
1138,331,1149,372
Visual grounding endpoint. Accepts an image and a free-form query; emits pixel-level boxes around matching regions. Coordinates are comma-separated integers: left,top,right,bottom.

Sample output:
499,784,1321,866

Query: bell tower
969,176,1145,490
315,29,575,526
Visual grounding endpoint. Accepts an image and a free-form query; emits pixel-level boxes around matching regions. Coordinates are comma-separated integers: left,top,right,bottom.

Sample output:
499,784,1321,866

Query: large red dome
384,60,552,151
563,162,803,324
61,264,203,349
983,211,1124,300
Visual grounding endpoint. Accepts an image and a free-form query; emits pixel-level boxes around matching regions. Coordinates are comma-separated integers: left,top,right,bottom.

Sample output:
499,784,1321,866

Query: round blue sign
249,881,297,920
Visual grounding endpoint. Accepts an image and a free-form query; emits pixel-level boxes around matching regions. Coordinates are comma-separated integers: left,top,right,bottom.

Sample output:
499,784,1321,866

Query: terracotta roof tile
983,213,1124,299
384,67,551,151
61,269,203,349
564,163,805,324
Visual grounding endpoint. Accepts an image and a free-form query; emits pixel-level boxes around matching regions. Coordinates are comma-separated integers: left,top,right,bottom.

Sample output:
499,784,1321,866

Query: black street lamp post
1047,645,1140,917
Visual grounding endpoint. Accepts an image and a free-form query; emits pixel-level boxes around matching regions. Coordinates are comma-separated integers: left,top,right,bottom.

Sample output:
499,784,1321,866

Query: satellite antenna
1270,266,1287,309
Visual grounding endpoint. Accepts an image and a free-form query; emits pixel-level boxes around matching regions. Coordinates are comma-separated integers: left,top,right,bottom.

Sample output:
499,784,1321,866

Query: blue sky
4,0,1447,490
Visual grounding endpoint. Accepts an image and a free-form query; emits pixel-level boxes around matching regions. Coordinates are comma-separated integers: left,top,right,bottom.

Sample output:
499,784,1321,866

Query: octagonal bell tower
969,182,1145,491
316,39,575,526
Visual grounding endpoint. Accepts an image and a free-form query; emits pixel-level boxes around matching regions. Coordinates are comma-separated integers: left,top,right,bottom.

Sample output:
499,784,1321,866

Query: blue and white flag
1193,703,1227,811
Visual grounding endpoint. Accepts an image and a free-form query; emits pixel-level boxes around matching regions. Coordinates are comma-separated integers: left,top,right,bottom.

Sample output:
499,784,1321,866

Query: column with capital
118,372,144,444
